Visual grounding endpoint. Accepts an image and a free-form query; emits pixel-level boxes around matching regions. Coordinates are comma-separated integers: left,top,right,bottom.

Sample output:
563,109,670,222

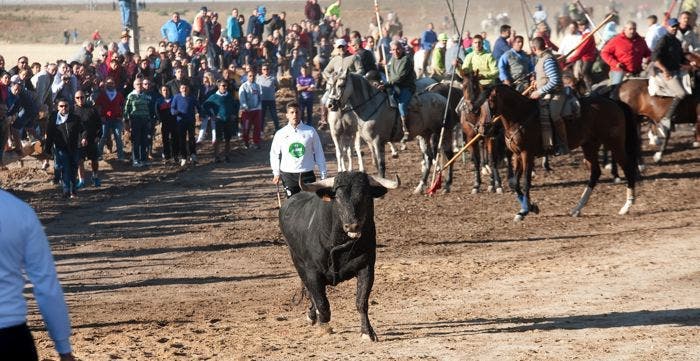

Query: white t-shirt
270,122,327,178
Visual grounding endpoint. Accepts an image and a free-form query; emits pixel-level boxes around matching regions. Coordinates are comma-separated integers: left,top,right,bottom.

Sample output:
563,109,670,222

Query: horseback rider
380,40,416,142
459,34,498,87
530,36,568,155
600,21,650,85
650,18,696,134
348,37,377,76
320,38,353,129
498,35,534,93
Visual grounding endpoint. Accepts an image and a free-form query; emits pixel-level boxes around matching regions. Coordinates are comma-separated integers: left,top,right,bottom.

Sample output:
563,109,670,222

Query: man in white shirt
0,190,75,361
645,15,667,51
270,102,327,197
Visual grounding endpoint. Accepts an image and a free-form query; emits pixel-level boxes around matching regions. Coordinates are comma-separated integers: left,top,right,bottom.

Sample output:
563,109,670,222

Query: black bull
279,171,400,341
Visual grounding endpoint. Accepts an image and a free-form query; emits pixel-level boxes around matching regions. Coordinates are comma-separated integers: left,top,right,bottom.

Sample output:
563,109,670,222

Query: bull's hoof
496,187,504,194
471,187,479,194
361,332,378,342
653,152,663,163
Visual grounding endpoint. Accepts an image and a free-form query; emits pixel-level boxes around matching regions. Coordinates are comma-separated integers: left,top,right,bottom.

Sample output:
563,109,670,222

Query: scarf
56,112,68,125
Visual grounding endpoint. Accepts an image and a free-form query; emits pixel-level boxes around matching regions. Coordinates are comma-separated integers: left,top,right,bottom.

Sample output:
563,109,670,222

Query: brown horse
618,78,700,163
460,73,511,194
474,84,640,221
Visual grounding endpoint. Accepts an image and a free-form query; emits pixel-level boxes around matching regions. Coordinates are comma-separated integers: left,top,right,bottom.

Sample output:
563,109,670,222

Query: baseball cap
334,38,347,47
668,18,680,27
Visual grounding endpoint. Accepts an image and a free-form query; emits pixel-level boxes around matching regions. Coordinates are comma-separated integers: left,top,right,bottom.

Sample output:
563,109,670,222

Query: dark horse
618,78,700,163
460,73,511,194
474,84,640,221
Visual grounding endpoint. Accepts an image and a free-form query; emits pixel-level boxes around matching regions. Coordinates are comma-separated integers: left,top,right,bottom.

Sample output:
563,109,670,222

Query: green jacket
461,50,498,86
124,92,154,121
387,54,416,92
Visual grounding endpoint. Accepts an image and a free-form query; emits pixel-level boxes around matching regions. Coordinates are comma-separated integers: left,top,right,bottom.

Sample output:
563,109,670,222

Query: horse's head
326,68,351,111
461,70,482,113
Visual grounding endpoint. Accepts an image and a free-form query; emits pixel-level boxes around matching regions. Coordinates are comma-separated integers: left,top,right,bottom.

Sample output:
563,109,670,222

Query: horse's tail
618,100,641,181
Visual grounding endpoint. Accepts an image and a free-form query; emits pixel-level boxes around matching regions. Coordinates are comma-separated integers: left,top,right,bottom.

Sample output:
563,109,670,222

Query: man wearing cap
491,25,512,63
651,18,695,135
161,12,192,47
7,75,38,150
320,38,352,129
430,33,449,79
117,31,131,56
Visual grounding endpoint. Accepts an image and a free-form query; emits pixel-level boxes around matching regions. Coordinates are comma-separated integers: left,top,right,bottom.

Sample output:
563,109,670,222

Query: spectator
601,21,650,85
31,63,58,117
7,75,38,149
95,77,126,160
166,67,190,100
420,23,438,51
565,19,598,93
161,12,192,47
295,65,315,126
203,79,239,162
270,101,327,198
0,189,76,361
227,8,244,43
124,78,154,167
192,7,208,37
73,41,95,65
257,64,280,132
491,24,512,63
171,84,199,166
195,71,218,144
645,15,666,51
305,0,323,25
117,31,131,55
43,98,85,198
73,90,101,187
155,85,178,162
238,68,263,149
325,0,341,19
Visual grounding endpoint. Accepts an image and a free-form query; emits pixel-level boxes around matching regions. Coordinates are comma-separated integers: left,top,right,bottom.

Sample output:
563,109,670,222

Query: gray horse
327,69,455,194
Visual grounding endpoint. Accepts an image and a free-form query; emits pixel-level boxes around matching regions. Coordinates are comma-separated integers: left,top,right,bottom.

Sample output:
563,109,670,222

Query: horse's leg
373,138,386,178
570,143,602,217
414,136,432,194
523,153,538,215
354,134,365,172
489,139,504,194
470,138,482,194
613,141,637,216
441,132,455,193
653,125,672,163
512,153,528,222
389,142,400,158
331,133,346,172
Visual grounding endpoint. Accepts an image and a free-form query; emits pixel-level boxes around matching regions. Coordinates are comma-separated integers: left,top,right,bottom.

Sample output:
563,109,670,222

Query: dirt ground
2,111,699,360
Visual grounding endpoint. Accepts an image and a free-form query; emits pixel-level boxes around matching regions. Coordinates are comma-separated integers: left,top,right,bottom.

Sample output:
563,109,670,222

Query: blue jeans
99,121,125,159
130,117,149,163
299,97,314,126
119,0,132,27
609,70,625,85
261,100,280,130
55,148,79,194
396,87,413,118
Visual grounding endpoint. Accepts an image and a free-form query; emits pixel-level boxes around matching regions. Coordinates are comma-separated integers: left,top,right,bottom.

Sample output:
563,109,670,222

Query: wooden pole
373,0,390,80
561,13,614,60
440,115,503,171
129,0,140,54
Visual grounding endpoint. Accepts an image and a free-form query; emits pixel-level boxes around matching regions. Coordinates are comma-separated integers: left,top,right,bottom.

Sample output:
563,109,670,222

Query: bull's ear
316,188,336,201
369,186,388,198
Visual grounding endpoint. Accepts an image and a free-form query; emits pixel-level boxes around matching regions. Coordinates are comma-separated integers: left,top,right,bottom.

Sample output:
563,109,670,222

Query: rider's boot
553,119,569,155
659,96,683,138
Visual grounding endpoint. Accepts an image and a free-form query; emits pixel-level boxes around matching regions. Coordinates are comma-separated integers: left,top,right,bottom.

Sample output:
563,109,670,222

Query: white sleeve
311,129,327,178
269,131,282,176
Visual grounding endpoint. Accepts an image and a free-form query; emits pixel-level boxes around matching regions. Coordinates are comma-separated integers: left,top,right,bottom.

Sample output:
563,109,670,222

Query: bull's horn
368,174,400,189
299,176,335,192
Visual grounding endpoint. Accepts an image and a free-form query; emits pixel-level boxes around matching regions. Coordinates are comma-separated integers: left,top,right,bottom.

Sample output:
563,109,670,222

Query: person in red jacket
601,21,651,85
565,19,598,94
95,77,127,160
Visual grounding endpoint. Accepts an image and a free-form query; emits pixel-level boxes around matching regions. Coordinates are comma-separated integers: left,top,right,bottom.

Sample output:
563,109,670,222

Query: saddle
560,91,581,122
648,71,694,97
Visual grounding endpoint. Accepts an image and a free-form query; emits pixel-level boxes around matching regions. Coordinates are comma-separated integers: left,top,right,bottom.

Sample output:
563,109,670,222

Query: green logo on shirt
289,142,306,158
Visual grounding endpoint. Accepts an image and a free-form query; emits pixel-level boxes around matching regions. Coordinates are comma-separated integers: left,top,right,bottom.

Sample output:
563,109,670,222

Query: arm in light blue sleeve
160,22,169,39
497,53,511,82
23,211,72,355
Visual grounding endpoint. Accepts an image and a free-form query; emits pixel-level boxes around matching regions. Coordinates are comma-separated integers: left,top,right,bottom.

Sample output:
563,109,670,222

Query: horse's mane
472,84,535,121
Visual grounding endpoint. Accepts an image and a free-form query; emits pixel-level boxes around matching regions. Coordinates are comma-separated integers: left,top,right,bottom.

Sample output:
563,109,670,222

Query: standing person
257,64,280,132
325,0,341,19
296,65,316,126
43,98,85,198
305,0,323,25
645,15,666,51
498,35,534,93
383,40,416,142
429,33,449,79
118,0,132,28
459,34,498,86
600,21,650,85
491,24,512,63
160,12,192,47
270,102,327,197
420,23,438,52
0,190,76,361
239,68,263,149
73,90,102,187
564,19,598,94
676,11,698,52
6,76,38,147
529,36,568,155
117,31,131,56
123,78,154,167
155,85,178,163
170,84,199,166
95,77,126,160
227,8,243,43
203,80,238,162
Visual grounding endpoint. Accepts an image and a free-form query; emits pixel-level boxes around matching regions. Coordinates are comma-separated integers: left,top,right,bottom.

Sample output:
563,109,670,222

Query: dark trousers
161,119,178,159
130,117,149,163
299,97,314,126
261,100,280,131
55,148,79,195
176,122,196,159
0,323,39,361
280,170,316,198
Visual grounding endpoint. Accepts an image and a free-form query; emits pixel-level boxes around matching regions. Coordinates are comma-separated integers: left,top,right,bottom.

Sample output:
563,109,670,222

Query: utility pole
129,0,140,54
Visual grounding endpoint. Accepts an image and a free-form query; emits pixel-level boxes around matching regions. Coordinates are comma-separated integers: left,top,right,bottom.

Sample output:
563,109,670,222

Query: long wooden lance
373,0,390,80
561,13,614,60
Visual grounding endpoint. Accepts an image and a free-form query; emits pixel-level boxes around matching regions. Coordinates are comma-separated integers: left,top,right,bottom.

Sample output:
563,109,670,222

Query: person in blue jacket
160,12,192,47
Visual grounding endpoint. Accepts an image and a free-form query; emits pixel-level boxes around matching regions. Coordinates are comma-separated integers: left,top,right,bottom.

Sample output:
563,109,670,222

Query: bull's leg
415,136,432,194
356,263,378,341
570,144,602,217
302,272,333,333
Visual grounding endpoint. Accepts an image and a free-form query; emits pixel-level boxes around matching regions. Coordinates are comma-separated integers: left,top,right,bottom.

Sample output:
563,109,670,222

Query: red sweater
567,30,597,63
95,90,126,122
601,33,651,74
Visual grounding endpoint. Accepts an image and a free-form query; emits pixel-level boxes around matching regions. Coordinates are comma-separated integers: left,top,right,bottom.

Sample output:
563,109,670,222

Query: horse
326,69,456,194
460,73,511,194
617,78,700,163
474,84,640,221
